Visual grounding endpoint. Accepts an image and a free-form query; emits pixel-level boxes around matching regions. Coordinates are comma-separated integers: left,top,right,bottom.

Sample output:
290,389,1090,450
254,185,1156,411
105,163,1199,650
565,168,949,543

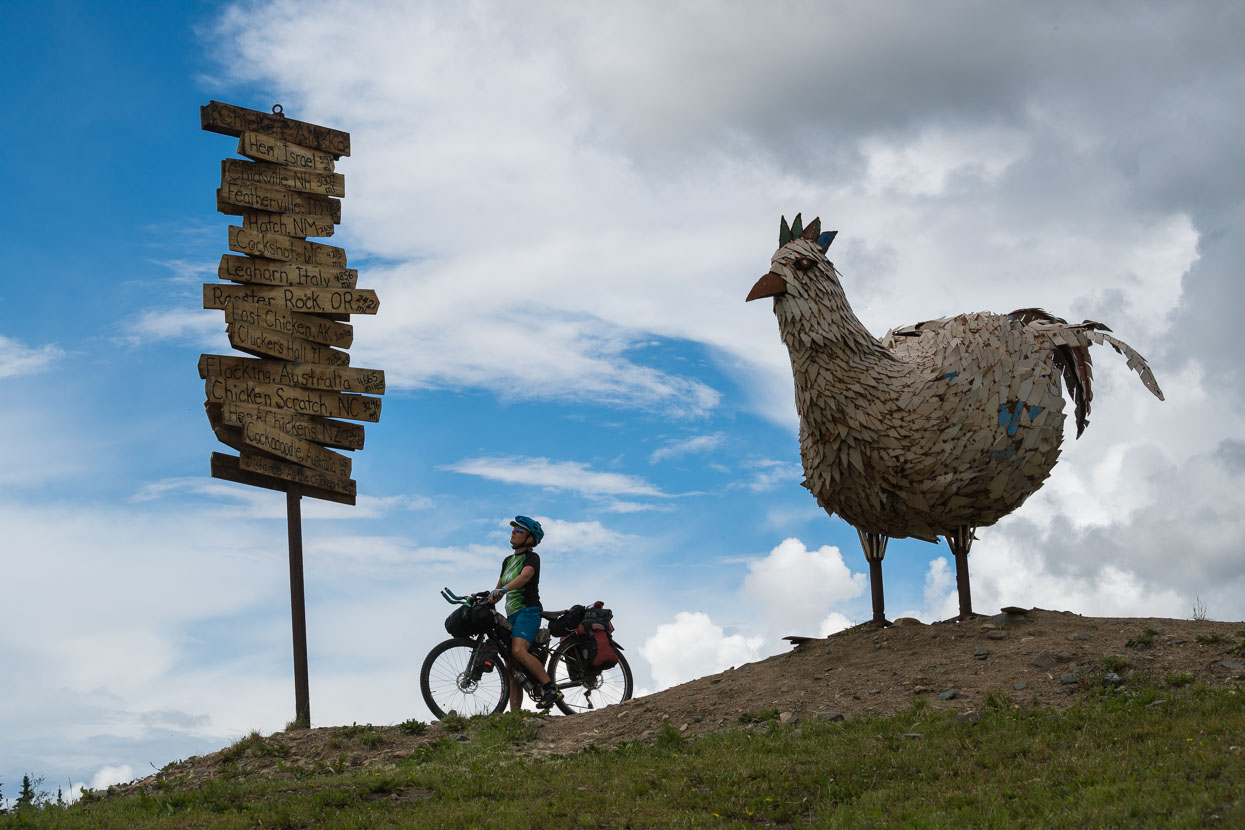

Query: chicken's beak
746,271,787,302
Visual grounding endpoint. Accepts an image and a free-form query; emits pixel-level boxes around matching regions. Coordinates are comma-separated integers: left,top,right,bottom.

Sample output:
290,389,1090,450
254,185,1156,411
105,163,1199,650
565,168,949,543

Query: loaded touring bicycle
420,588,633,718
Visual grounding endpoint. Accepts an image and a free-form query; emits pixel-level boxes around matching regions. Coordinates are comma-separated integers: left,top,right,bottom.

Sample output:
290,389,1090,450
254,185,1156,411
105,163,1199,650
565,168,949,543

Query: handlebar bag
444,603,495,637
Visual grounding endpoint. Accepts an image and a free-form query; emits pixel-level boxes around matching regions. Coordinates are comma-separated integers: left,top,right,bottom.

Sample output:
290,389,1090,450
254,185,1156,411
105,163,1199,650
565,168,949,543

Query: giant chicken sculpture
748,215,1164,623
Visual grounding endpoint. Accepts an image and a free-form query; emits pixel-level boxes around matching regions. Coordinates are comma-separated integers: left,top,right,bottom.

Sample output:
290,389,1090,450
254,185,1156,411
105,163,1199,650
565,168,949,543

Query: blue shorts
507,606,542,644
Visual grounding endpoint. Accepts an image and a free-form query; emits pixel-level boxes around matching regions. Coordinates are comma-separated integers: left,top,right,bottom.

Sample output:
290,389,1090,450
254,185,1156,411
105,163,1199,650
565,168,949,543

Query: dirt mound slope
120,608,1245,793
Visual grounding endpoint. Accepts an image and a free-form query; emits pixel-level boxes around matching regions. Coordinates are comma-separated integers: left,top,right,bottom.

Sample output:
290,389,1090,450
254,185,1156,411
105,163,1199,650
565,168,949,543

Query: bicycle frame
445,589,552,705
433,587,632,715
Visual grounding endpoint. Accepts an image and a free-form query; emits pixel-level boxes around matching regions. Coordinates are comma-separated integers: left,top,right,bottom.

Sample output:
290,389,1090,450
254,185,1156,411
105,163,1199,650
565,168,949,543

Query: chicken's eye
793,257,815,271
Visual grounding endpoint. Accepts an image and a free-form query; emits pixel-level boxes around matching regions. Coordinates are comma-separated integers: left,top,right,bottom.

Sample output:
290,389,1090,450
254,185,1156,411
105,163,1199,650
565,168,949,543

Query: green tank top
499,550,542,616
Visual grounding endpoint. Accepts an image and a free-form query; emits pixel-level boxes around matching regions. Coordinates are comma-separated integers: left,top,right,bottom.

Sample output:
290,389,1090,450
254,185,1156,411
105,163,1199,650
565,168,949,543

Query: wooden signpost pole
201,101,384,729
286,484,310,728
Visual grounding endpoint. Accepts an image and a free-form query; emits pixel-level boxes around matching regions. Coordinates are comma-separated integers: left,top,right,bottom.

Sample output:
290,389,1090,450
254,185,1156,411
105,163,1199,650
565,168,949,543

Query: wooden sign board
218,300,353,348
199,353,385,395
207,414,248,455
221,400,366,450
206,377,383,423
205,407,292,470
228,319,351,366
204,283,379,315
238,131,335,174
201,101,351,157
240,451,356,497
217,183,341,224
242,211,335,239
219,254,357,290
228,226,346,267
240,417,352,479
212,452,355,505
206,400,365,453
223,158,345,198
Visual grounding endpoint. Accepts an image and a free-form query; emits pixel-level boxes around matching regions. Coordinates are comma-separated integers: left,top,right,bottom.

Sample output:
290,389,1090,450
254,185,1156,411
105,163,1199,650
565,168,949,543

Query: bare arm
492,565,536,602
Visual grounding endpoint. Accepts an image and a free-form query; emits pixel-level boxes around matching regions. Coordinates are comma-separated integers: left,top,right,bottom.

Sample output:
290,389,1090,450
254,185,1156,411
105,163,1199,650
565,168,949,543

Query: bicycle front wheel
420,637,508,719
547,639,633,715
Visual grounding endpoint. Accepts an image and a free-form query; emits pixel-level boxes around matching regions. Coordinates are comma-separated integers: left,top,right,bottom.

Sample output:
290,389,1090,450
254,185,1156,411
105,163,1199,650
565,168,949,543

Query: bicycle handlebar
441,587,492,606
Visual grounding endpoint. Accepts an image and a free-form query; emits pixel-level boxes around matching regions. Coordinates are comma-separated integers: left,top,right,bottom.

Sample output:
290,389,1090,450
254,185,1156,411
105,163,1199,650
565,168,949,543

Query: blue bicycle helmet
510,515,544,545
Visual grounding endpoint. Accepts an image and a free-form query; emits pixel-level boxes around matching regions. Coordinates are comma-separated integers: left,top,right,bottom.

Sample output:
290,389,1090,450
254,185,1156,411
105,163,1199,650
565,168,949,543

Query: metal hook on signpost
272,103,286,141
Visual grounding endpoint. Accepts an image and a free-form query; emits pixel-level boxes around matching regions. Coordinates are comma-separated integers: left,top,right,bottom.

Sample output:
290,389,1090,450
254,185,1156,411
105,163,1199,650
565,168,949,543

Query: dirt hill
117,608,1245,794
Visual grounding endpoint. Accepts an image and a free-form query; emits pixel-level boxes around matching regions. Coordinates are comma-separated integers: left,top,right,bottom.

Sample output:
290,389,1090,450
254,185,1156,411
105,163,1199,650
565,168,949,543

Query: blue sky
3,0,1244,798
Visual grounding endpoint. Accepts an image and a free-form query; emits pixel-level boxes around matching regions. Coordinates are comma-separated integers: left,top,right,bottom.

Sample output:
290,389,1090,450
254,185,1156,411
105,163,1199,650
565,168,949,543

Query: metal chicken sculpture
748,215,1164,624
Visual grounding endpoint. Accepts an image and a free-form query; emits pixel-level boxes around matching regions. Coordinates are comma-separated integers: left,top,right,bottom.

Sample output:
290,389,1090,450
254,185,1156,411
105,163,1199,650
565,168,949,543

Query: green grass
217,730,289,763
338,723,385,749
6,684,1243,828
1125,626,1160,649
397,718,428,736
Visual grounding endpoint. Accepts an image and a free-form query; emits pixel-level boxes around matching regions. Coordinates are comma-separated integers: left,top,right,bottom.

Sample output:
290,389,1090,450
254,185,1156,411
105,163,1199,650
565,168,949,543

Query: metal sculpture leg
945,525,975,620
857,529,891,627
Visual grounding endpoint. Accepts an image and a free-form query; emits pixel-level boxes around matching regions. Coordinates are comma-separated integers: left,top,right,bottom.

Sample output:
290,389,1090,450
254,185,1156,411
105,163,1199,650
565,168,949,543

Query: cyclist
491,515,563,711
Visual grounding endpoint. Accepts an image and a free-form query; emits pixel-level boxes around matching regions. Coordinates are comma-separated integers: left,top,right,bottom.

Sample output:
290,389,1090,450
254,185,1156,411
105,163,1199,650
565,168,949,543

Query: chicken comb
779,216,793,245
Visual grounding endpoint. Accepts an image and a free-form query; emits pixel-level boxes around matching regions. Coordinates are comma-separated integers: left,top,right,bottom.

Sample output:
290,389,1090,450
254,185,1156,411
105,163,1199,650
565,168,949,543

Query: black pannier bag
548,604,585,638
574,602,619,671
444,602,494,638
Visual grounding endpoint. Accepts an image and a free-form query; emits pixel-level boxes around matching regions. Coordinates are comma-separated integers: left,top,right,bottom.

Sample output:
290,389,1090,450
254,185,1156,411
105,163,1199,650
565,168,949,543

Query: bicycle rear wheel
420,637,508,719
547,639,633,715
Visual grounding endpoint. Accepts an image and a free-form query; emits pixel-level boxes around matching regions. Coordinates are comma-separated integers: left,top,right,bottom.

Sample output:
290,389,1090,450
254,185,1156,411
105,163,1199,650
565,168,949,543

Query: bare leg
508,670,523,712
857,529,891,627
507,638,550,711
511,639,549,683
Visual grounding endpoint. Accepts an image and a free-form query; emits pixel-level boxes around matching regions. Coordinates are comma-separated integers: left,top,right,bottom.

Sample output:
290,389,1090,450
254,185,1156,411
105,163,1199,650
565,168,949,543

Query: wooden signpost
200,101,382,728
219,254,359,289
227,225,347,266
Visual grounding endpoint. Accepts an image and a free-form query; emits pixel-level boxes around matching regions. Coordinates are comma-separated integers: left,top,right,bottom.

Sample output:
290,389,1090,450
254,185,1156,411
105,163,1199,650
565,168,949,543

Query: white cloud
636,538,867,690
741,538,868,635
89,764,135,791
132,477,431,520
0,499,289,783
65,764,138,803
306,537,499,573
0,333,63,378
818,612,855,638
639,611,766,691
445,456,668,499
149,257,217,284
201,0,1229,442
599,499,675,514
502,516,633,557
731,459,803,493
921,557,957,621
861,125,1030,197
763,503,824,530
120,307,223,347
649,433,723,464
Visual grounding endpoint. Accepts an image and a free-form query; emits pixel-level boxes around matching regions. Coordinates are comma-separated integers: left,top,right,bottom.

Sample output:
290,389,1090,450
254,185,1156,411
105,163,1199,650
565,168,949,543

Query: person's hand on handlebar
489,586,508,604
